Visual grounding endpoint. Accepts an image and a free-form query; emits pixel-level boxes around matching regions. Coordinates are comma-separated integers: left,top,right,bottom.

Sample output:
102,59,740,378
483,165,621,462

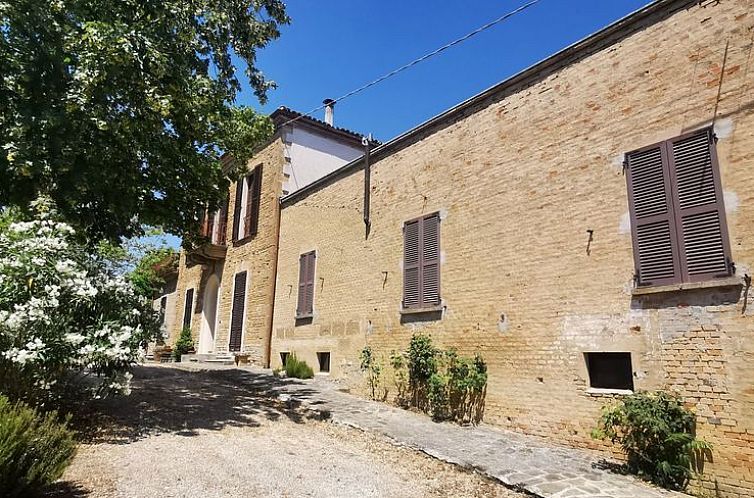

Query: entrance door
199,276,219,354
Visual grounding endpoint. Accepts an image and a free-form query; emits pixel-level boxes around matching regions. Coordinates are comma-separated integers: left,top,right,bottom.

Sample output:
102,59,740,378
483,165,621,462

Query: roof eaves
271,107,373,145
281,0,696,206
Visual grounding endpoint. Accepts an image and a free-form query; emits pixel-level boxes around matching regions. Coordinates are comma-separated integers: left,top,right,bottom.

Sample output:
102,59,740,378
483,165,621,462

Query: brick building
168,0,754,495
167,105,366,364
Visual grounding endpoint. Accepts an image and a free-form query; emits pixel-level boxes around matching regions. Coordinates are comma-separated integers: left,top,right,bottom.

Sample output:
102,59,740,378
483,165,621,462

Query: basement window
584,352,634,392
317,352,330,373
280,352,290,367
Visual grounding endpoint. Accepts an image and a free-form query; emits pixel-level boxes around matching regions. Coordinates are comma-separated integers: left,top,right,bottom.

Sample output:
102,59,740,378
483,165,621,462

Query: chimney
323,98,335,126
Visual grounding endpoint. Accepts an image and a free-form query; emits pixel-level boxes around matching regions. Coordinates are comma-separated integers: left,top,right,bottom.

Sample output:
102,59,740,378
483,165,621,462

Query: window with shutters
625,128,732,288
182,288,194,330
296,251,316,319
228,271,247,352
199,195,229,245
231,164,263,243
402,213,441,310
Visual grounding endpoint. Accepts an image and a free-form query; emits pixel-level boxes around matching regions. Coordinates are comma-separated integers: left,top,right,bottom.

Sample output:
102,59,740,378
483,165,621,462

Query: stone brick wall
171,138,284,365
271,1,754,495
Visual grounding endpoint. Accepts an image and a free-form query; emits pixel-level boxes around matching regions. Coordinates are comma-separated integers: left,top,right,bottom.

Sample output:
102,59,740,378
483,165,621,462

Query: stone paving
169,363,688,498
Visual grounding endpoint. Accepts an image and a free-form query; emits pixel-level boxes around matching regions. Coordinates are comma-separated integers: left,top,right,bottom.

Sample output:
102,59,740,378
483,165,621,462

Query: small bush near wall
0,395,77,497
172,327,194,361
389,350,409,407
360,346,383,400
591,391,710,491
426,349,488,423
365,334,488,424
284,354,314,379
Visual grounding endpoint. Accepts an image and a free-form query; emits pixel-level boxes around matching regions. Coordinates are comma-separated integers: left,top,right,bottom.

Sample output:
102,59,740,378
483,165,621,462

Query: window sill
586,388,633,396
399,305,443,315
632,276,742,296
231,235,256,247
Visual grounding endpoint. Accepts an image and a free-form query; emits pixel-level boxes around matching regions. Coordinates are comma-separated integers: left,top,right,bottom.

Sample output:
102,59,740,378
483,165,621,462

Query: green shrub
446,352,487,423
427,372,449,420
360,346,382,399
173,327,194,361
404,334,488,423
0,395,77,497
0,208,162,406
389,350,409,407
424,349,488,422
407,334,437,385
592,391,710,491
284,353,314,379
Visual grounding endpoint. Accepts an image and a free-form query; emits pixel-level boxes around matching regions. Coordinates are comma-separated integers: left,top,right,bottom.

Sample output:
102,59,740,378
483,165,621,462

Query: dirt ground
47,366,527,498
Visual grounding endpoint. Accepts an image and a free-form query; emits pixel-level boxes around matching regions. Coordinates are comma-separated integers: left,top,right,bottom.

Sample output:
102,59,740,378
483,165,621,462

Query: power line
278,0,541,130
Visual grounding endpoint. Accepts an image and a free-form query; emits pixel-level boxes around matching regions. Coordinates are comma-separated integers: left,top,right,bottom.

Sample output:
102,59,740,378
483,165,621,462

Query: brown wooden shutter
182,288,194,330
666,129,732,282
626,143,682,286
217,194,229,245
232,179,243,242
229,271,247,352
296,254,307,316
305,252,315,315
403,219,421,308
200,210,210,237
245,165,263,238
296,251,315,317
421,213,441,307
403,214,442,309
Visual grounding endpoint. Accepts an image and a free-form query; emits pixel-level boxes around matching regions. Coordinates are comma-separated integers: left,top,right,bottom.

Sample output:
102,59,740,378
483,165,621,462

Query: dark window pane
585,352,633,391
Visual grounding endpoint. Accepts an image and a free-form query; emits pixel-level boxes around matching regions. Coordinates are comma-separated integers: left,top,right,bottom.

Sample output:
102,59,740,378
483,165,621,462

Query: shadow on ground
75,365,325,444
43,481,92,497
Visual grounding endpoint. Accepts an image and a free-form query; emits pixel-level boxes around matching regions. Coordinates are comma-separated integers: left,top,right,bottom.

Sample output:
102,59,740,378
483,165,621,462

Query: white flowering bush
0,208,161,406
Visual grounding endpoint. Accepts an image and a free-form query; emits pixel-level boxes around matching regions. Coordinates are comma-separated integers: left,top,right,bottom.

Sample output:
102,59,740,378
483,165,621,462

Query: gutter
265,192,283,368
280,0,696,206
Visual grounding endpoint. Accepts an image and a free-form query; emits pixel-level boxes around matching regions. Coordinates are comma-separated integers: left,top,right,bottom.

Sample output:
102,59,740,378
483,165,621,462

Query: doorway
199,275,219,354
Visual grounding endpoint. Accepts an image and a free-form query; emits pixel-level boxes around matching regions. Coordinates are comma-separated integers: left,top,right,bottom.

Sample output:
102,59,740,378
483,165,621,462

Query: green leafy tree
0,0,286,244
128,247,178,299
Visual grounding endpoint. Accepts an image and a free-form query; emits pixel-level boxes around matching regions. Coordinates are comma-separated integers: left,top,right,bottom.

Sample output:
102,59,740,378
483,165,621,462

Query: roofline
270,107,368,146
219,105,370,176
281,0,696,206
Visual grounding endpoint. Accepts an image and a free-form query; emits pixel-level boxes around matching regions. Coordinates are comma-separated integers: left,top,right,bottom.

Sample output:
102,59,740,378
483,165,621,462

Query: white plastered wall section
281,125,363,195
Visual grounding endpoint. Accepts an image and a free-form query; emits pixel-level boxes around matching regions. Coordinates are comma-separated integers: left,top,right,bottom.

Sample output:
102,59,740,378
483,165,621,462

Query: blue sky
238,0,651,142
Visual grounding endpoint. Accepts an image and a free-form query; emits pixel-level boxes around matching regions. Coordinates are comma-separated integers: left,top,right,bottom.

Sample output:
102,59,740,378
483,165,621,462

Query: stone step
204,358,235,365
181,353,236,365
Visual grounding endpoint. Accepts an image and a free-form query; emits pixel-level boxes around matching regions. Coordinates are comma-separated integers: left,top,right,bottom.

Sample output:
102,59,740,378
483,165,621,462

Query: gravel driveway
49,366,526,498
